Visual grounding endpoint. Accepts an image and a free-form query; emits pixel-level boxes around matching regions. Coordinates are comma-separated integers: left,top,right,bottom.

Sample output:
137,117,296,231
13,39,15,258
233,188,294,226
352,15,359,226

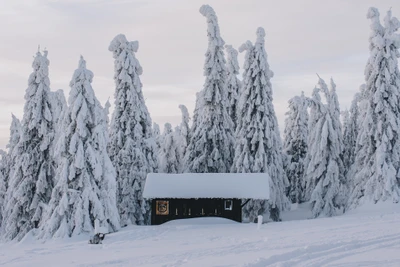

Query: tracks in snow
246,233,400,267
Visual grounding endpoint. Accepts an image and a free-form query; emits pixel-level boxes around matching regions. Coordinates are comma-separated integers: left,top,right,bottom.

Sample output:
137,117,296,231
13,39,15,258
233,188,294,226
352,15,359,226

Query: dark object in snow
89,233,106,244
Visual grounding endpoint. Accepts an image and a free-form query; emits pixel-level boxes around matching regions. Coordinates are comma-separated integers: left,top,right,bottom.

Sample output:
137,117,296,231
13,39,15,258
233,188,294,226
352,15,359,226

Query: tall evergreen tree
153,122,161,156
104,99,111,130
1,115,22,187
303,87,322,198
232,28,289,222
190,92,202,136
49,89,67,179
1,50,54,241
328,79,346,198
348,8,400,208
0,115,22,228
177,105,190,172
158,123,180,174
341,109,351,163
108,34,157,226
50,89,67,130
185,5,234,173
283,92,309,204
0,150,6,227
305,78,344,218
342,92,361,174
40,57,120,238
225,45,241,129
357,84,368,133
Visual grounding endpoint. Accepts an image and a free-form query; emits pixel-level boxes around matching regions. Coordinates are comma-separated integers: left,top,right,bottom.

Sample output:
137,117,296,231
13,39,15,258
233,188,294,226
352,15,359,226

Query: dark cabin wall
151,198,241,225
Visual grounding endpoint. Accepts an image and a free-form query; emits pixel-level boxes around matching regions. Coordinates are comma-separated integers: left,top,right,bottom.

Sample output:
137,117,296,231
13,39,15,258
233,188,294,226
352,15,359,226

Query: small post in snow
257,215,263,230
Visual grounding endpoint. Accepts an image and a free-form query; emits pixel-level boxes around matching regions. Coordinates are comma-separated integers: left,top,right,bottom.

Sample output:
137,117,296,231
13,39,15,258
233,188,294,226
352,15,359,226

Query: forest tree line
0,5,399,241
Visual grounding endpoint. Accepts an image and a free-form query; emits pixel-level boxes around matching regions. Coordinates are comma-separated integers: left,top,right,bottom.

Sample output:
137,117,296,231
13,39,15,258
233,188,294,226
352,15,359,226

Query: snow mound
162,217,238,226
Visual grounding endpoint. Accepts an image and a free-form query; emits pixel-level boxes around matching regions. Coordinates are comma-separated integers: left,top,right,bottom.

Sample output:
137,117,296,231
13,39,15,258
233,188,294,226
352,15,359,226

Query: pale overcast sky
0,0,399,149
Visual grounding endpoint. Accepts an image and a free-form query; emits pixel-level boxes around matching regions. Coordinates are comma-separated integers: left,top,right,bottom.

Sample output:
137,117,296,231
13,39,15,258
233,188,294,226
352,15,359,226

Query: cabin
143,173,270,225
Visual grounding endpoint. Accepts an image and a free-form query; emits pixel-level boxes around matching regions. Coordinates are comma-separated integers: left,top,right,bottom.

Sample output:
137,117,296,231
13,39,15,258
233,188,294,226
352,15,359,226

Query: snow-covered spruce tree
303,87,324,201
185,5,234,173
50,89,66,130
347,8,400,209
1,114,22,187
40,57,120,238
328,79,342,130
177,105,190,172
225,45,241,129
0,150,7,226
104,99,111,130
0,115,22,227
342,92,361,174
153,122,161,155
190,92,202,135
158,123,180,174
232,28,289,222
108,34,157,226
49,89,67,178
341,109,350,161
283,92,309,204
357,84,367,133
327,79,346,195
1,51,54,241
305,78,344,218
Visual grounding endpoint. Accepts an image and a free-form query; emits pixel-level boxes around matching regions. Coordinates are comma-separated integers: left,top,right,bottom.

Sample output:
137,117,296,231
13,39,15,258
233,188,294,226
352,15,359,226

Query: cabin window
224,200,233,211
156,200,169,215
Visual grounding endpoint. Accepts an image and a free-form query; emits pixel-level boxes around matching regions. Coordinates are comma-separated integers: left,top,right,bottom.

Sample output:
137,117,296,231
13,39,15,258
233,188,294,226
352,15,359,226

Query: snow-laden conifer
104,99,111,130
303,87,322,201
225,45,241,129
158,123,180,174
348,8,400,208
328,79,342,133
328,79,346,195
283,92,309,204
232,28,289,222
0,115,22,228
50,89,66,130
191,92,202,135
177,105,190,172
342,93,360,174
341,108,350,162
153,122,161,157
49,89,67,177
1,115,22,186
0,150,6,226
40,56,119,238
304,78,344,218
356,84,368,132
185,5,234,173
108,34,157,226
1,51,54,241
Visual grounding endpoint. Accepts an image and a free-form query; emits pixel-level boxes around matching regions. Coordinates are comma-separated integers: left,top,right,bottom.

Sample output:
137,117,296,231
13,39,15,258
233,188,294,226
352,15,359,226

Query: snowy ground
1,203,400,267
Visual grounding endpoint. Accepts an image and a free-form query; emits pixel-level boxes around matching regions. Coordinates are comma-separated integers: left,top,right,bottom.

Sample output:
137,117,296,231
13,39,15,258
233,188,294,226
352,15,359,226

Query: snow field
1,203,399,267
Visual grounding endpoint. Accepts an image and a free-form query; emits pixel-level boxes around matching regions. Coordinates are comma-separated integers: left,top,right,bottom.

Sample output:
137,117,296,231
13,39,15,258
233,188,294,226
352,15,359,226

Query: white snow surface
143,173,270,199
1,203,400,266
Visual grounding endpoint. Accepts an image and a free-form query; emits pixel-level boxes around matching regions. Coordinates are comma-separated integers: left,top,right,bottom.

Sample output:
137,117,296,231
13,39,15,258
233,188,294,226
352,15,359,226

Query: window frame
224,199,233,211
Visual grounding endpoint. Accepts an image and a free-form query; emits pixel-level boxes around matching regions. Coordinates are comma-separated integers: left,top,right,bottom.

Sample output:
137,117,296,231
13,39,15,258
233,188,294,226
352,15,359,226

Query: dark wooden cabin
143,173,270,225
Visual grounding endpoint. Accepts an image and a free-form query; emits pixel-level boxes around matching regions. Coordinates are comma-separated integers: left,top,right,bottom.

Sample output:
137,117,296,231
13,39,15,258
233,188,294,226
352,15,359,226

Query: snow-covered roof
143,173,270,199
